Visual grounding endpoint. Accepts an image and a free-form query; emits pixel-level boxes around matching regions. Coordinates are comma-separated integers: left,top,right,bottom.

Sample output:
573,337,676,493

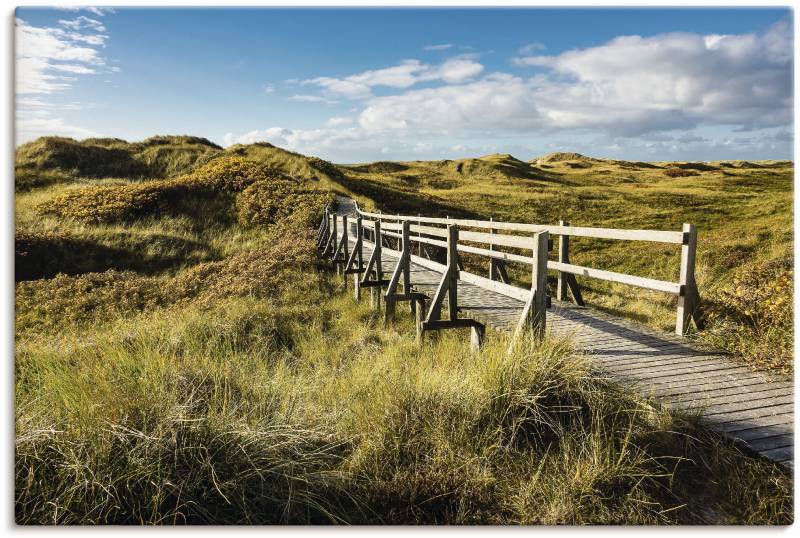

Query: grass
15,280,793,524
14,138,793,524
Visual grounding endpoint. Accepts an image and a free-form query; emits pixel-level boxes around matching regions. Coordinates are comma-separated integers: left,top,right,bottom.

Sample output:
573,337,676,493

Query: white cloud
510,20,791,134
517,42,545,55
423,44,453,51
301,57,484,100
325,116,354,127
359,73,539,132
15,113,97,142
15,16,111,144
230,21,792,162
58,16,106,33
289,94,338,104
16,17,107,94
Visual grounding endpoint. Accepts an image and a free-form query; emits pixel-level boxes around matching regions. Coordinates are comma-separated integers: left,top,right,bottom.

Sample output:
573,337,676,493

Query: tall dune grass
15,284,792,524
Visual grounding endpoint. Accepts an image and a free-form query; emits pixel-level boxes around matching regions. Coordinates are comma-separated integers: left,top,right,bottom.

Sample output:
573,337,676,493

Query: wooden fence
316,202,704,346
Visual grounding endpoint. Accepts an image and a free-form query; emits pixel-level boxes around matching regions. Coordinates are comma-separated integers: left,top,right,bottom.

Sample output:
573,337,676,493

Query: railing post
329,215,338,261
316,208,326,247
447,224,459,321
403,220,415,316
676,223,702,335
557,220,569,301
511,231,549,348
417,214,423,257
354,216,363,301
384,220,411,325
371,220,383,309
489,217,496,280
339,215,349,282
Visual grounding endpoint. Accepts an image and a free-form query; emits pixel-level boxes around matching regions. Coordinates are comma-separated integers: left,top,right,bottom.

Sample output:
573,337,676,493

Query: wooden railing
315,202,704,346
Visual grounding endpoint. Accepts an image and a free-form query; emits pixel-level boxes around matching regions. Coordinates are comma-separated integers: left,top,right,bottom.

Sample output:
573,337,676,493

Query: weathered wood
422,318,482,330
424,225,459,325
360,279,391,288
511,231,549,346
676,223,701,335
384,221,412,325
360,220,383,308
415,296,427,344
557,219,575,302
471,323,486,351
548,260,681,294
360,209,685,244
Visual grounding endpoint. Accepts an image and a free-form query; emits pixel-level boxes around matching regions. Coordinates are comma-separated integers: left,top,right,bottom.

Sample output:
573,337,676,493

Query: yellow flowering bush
236,179,332,228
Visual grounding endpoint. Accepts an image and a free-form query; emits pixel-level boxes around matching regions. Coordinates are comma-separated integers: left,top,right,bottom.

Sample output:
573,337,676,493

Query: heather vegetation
14,136,792,524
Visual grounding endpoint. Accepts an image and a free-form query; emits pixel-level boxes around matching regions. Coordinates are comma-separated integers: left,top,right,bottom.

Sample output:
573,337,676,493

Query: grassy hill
14,136,346,192
14,136,792,524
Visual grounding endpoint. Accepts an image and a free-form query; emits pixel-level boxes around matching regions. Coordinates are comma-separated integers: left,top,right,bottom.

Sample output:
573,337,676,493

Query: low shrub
16,271,168,334
663,168,699,178
236,179,333,228
173,228,319,305
34,183,169,223
702,259,793,372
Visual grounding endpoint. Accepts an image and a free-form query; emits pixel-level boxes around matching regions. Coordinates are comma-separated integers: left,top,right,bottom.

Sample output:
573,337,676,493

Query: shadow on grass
15,232,219,281
334,174,483,219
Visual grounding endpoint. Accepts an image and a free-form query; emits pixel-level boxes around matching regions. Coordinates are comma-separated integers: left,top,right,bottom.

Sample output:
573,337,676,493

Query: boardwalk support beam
322,214,336,258
345,216,365,300
360,220,384,309
384,221,415,325
420,224,486,349
332,215,349,281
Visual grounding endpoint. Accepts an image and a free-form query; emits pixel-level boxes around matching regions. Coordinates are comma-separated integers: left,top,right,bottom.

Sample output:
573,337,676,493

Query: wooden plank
422,318,482,330
728,424,795,442
718,414,794,434
704,403,795,425
669,385,793,406
742,434,793,452
458,270,531,302
458,242,534,266
760,446,793,462
682,394,794,415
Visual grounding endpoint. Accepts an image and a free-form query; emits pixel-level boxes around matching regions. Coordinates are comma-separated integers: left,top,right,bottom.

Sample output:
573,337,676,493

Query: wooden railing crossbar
357,210,686,244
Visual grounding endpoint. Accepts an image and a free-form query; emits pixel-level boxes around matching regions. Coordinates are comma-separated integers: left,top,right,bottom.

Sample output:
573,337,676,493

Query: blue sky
15,7,793,162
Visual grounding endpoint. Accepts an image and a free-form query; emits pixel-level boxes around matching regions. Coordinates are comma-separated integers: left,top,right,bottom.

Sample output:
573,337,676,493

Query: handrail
356,207,685,244
326,200,703,336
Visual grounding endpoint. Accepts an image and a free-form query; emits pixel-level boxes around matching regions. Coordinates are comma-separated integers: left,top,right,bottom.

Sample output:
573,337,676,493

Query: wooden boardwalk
326,202,794,470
